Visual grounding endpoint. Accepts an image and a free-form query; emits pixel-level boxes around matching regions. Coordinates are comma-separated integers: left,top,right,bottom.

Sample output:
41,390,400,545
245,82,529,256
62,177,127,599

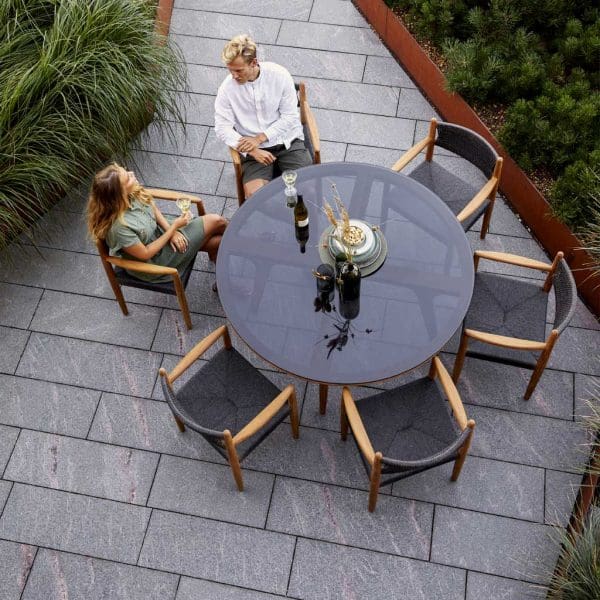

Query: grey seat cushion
355,377,460,466
464,272,549,367
173,347,281,436
409,161,489,231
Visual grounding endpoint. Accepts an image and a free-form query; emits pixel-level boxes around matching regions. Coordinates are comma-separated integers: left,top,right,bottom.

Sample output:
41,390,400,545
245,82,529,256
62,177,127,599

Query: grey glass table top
216,162,474,385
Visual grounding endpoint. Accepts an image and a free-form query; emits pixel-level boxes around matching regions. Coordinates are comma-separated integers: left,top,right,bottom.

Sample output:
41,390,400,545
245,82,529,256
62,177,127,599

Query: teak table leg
319,384,328,414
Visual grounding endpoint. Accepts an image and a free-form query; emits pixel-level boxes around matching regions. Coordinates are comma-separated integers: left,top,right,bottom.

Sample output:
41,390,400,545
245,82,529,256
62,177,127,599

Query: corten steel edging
353,0,599,316
155,0,174,37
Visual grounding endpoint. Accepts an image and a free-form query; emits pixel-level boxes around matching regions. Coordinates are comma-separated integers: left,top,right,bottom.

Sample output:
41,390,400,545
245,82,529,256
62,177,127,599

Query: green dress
106,199,205,283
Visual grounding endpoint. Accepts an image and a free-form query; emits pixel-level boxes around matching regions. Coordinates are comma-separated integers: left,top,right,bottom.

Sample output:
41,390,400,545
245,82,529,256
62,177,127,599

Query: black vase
337,261,361,319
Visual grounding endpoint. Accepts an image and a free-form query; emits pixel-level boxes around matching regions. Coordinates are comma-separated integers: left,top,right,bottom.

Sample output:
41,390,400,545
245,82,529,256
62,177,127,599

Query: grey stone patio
1,1,599,598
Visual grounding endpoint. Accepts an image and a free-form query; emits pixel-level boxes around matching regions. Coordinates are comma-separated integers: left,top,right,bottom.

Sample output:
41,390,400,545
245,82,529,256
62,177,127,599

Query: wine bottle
294,194,309,253
338,261,361,319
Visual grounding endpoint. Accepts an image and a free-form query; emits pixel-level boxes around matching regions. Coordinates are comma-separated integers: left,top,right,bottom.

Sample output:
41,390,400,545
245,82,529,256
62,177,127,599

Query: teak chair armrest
430,357,469,430
105,256,178,276
391,137,431,172
166,325,231,383
145,188,205,216
464,328,549,351
233,384,296,445
455,177,498,223
473,250,555,272
342,387,376,464
301,100,321,163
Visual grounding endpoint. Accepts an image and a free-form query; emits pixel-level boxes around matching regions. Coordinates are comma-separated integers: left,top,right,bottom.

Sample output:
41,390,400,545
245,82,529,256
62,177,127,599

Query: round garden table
216,162,474,412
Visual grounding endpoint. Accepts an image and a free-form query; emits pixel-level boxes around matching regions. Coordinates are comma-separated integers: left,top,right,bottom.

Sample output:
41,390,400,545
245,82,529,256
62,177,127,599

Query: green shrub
498,73,600,175
0,0,185,249
550,154,600,229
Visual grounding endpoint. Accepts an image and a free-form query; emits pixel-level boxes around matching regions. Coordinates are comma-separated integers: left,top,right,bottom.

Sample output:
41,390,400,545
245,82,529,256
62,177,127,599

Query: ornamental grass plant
0,0,185,250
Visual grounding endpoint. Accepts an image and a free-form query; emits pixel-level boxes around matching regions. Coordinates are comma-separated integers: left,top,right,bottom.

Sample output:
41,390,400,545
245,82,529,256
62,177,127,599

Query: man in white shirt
214,34,311,199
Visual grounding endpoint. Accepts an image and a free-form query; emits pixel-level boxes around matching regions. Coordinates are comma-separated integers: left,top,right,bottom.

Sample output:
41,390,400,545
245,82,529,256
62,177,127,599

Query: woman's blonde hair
221,34,257,64
87,163,152,241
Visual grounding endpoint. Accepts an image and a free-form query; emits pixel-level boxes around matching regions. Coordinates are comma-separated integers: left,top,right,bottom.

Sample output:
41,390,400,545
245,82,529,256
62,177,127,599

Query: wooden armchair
159,325,299,491
96,189,204,330
392,118,503,238
452,250,577,399
230,82,321,206
341,357,475,512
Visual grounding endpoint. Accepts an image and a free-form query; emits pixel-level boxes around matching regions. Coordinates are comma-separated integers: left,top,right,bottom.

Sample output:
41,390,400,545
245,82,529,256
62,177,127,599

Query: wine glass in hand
176,197,192,215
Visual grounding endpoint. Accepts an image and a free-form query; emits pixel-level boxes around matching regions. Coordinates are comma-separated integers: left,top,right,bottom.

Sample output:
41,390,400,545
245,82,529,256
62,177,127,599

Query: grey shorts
241,138,312,184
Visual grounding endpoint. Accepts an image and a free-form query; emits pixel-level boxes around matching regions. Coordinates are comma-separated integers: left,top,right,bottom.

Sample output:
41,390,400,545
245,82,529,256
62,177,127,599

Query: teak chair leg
451,423,474,480
340,400,349,441
288,390,300,439
224,430,244,491
480,200,495,239
452,333,469,382
102,263,129,315
172,274,192,330
319,384,328,415
524,334,557,400
368,453,383,512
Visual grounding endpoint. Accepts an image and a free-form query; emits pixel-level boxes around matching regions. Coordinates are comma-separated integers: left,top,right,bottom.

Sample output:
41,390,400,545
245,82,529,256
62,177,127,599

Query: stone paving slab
310,0,369,27
0,283,42,329
465,572,545,600
0,480,12,513
138,509,296,594
176,577,283,600
300,76,399,116
267,476,433,558
22,208,93,254
574,374,600,421
132,150,223,196
173,92,216,126
544,469,582,527
175,0,313,21
16,333,162,398
148,454,275,527
469,405,588,472
4,430,159,505
431,506,560,584
392,456,545,522
288,538,466,600
0,326,29,374
550,326,600,376
363,55,417,88
139,121,209,159
277,20,390,56
88,393,222,462
4,384,99,447
0,484,150,564
244,423,367,489
0,425,19,474
22,549,179,600
0,540,36,600
171,9,281,43
186,63,227,95
441,354,574,420
0,246,110,298
29,291,162,350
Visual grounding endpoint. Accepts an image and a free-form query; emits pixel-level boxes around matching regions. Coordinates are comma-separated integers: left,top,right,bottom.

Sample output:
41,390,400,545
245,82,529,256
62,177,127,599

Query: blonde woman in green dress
87,164,227,284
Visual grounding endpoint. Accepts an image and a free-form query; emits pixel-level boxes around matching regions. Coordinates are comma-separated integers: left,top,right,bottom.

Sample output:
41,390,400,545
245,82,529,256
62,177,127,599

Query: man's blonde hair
222,34,257,64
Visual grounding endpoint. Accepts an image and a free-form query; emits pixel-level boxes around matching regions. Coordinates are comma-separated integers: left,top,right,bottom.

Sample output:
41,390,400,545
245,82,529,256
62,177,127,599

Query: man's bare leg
244,178,269,199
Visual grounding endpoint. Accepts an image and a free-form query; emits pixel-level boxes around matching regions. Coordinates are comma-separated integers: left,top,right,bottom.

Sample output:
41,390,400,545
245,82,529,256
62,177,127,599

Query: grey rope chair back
552,258,577,333
436,122,498,178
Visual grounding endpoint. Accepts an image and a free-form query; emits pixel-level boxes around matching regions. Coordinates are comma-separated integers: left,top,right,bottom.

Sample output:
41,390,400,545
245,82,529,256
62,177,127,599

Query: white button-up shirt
214,61,304,150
